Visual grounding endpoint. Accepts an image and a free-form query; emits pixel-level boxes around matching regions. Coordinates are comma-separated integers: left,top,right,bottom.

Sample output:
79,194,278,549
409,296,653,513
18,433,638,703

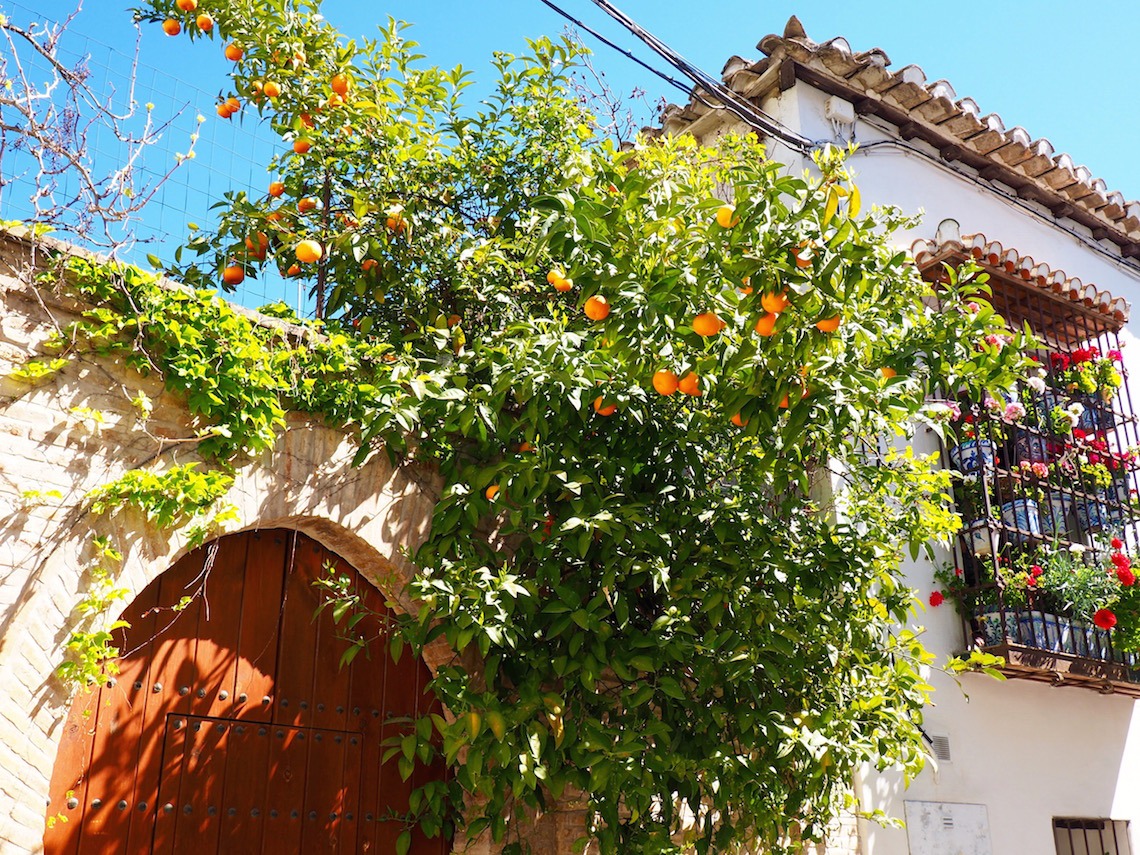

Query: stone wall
0,232,443,852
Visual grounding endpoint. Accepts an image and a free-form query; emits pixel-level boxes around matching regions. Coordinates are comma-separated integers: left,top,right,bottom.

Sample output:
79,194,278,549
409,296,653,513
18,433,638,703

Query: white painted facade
685,33,1140,855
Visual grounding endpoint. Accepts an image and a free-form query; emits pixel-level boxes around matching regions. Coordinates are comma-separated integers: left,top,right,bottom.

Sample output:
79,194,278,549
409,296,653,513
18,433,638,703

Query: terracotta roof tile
673,17,1140,259
910,220,1130,324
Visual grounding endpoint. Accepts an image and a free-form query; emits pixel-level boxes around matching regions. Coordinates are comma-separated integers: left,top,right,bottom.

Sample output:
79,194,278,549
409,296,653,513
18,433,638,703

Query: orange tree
134,2,1031,852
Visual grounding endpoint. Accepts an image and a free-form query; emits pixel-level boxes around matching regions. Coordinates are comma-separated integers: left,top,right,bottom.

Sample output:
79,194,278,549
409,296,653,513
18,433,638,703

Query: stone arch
42,527,450,854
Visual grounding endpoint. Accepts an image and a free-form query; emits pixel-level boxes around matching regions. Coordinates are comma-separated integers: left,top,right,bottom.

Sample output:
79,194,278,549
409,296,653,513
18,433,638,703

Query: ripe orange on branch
224,44,243,62
485,485,500,501
815,315,841,333
678,372,702,397
715,204,739,228
761,290,790,314
268,181,285,198
583,295,610,321
175,0,197,10
754,313,779,337
292,138,311,154
652,370,679,397
297,197,317,213
593,396,617,416
195,13,213,31
162,19,181,35
731,412,748,427
222,264,244,286
263,81,282,99
692,312,724,337
331,73,349,96
295,239,323,263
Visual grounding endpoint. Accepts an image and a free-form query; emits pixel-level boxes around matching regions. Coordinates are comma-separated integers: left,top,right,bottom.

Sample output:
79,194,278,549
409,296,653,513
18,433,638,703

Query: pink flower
1031,462,1049,479
1110,349,1123,362
1094,608,1118,630
929,591,944,607
966,302,980,314
984,334,1005,351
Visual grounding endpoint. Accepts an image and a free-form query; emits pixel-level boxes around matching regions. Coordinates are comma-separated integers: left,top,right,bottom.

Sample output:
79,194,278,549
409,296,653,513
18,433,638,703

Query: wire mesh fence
0,1,309,315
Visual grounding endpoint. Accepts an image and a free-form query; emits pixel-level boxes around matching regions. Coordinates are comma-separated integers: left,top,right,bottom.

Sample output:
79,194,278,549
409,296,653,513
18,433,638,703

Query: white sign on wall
904,801,993,855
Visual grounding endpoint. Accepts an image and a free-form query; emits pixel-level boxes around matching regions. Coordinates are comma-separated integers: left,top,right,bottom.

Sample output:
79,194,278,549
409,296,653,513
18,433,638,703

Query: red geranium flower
1112,537,1125,550
1112,552,1132,571
1118,568,1136,586
1030,564,1044,578
1094,608,1118,630
929,591,944,607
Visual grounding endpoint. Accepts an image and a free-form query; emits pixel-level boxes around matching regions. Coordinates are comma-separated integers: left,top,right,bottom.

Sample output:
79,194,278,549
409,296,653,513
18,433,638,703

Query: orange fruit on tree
224,43,243,62
754,313,779,337
731,412,748,427
299,112,314,129
517,441,535,453
224,97,240,114
362,259,378,273
761,290,790,314
162,19,181,36
195,13,213,31
793,243,814,268
554,276,573,293
485,484,500,501
678,372,702,397
222,264,244,286
815,315,841,333
216,103,233,118
546,269,564,286
245,232,269,259
880,367,897,379
652,370,679,396
778,393,790,409
175,0,197,9
331,73,349,96
716,204,739,228
286,263,301,276
593,396,617,416
293,138,311,154
584,295,610,321
263,81,282,99
268,181,285,198
326,93,345,109
740,276,753,296
295,239,323,263
447,314,461,328
297,197,317,213
386,214,407,233
266,211,283,222
692,312,724,337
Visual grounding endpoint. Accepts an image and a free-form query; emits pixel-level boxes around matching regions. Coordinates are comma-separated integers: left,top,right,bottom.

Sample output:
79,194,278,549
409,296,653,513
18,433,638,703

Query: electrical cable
537,0,813,152
536,0,695,100
584,0,813,152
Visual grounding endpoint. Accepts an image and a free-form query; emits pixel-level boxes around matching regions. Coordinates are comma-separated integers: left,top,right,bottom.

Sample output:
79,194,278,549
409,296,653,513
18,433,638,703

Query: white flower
1027,376,1046,394
1069,543,1087,554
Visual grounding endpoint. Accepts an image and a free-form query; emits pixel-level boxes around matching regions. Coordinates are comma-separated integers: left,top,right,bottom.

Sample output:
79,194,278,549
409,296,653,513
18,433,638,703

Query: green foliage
55,547,131,691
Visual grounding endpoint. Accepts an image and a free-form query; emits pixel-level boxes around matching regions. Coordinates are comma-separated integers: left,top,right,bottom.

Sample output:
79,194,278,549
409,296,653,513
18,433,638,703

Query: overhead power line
540,0,814,153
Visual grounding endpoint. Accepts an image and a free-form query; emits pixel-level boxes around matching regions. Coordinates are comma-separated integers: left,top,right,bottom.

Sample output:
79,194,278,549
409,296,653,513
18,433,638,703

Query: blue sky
7,0,1140,309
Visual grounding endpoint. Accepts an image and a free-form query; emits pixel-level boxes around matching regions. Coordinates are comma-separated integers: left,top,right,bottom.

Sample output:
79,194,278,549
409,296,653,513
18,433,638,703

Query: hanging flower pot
961,519,995,556
1012,429,1052,465
973,605,1017,647
1038,494,1069,538
949,438,996,474
1017,611,1069,652
1074,489,1110,532
1000,498,1041,544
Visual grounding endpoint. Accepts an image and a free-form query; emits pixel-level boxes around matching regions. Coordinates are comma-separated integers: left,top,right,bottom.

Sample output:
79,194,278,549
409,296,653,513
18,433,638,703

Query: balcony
925,245,1140,697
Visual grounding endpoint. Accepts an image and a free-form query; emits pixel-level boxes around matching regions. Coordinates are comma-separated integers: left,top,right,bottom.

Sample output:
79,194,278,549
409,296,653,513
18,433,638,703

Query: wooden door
43,529,449,854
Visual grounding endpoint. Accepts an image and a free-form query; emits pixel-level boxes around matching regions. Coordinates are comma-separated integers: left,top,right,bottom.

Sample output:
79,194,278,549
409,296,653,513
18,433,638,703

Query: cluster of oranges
547,202,860,423
162,0,212,35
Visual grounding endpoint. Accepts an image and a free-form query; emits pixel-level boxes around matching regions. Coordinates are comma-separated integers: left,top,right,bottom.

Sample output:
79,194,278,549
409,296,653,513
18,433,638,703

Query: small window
1054,817,1132,855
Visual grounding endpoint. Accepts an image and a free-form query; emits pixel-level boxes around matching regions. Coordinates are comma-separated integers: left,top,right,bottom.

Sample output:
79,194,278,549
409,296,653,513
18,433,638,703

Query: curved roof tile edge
910,224,1131,324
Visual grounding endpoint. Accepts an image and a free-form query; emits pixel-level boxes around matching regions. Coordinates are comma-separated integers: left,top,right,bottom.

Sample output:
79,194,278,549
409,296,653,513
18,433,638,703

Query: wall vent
929,733,952,763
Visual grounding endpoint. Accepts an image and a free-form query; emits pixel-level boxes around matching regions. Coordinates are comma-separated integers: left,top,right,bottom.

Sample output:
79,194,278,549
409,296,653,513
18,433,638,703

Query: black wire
537,0,694,99
584,0,813,152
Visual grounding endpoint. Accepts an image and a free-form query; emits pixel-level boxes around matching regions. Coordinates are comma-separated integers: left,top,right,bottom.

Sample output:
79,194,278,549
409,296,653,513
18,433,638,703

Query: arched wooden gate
43,529,449,854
